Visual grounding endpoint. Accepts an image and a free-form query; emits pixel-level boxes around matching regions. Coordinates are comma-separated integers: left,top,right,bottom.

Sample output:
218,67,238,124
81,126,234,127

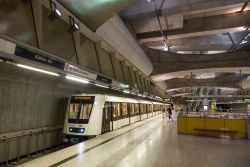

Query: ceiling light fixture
138,93,143,97
65,75,89,84
95,84,109,89
163,46,168,51
241,40,248,44
48,0,62,21
123,90,130,94
195,73,215,79
244,33,250,40
68,16,79,32
17,64,59,76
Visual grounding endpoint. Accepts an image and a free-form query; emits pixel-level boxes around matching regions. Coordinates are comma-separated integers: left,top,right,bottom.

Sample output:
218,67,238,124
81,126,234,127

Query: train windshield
68,96,95,124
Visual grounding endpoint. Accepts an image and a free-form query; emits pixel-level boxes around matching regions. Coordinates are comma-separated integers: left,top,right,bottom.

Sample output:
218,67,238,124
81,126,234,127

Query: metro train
63,94,167,140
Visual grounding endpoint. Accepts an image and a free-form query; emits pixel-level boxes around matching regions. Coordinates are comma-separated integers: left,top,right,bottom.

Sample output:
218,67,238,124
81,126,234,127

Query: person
167,107,174,122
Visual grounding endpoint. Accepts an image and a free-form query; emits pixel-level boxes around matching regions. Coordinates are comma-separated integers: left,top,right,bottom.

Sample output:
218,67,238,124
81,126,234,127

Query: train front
63,95,97,139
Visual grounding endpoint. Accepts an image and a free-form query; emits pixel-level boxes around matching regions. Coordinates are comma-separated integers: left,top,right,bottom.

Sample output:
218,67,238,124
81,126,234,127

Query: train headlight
69,128,73,132
80,129,84,132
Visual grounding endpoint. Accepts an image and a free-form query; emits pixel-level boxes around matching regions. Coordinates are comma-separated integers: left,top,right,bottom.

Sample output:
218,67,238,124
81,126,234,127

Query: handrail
0,124,63,142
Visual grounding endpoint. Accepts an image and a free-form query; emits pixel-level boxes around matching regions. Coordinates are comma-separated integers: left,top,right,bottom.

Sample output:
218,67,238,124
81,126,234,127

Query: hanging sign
14,46,65,69
96,74,112,84
64,63,97,80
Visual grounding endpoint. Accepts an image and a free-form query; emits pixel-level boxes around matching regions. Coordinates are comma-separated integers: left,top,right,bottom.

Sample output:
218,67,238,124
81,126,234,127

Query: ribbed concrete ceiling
121,0,250,54
57,0,136,31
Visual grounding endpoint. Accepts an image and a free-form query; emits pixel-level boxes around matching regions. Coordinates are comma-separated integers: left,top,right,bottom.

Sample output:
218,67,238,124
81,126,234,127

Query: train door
101,102,112,134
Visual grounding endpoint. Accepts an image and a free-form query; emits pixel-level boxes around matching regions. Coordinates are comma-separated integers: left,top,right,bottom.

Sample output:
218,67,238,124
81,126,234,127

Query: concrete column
72,31,81,64
31,0,44,49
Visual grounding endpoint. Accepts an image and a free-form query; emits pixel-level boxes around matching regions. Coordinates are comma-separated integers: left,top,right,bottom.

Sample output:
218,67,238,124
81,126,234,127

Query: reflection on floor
19,115,250,167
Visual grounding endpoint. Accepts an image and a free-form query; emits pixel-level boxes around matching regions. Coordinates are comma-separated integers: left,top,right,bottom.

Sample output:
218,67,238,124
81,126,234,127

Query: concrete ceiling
119,0,250,97
57,0,136,31
121,0,250,54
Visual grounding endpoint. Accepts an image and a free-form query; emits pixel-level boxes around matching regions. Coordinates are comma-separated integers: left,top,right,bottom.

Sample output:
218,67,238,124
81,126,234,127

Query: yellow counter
177,117,247,139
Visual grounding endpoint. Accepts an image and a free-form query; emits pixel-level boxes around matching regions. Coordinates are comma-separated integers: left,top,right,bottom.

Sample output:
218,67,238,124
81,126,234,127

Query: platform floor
18,115,250,167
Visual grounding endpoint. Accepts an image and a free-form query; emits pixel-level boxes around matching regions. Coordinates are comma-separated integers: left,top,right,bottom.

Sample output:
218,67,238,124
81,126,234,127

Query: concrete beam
31,0,44,49
137,11,250,41
145,47,250,75
165,78,240,90
123,0,249,21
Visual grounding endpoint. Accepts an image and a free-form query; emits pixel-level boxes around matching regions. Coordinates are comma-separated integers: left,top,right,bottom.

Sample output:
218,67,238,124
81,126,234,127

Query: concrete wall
129,68,138,88
111,55,125,83
78,34,100,72
122,63,133,86
0,0,38,47
42,7,76,62
95,43,114,79
0,71,78,134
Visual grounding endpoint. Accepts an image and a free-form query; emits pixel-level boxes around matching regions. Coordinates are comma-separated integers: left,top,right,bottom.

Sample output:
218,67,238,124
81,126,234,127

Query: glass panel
140,104,143,114
79,104,93,119
135,103,139,115
104,102,111,120
130,103,135,116
113,103,121,120
69,103,80,119
121,103,128,118
68,96,94,124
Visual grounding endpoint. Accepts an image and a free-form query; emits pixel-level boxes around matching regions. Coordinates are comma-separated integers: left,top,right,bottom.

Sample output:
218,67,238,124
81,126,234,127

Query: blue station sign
14,46,65,70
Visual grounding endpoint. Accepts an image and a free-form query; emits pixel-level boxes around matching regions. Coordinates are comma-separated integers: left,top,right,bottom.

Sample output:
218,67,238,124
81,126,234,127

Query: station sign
96,74,112,84
14,46,65,69
244,99,250,103
64,63,97,80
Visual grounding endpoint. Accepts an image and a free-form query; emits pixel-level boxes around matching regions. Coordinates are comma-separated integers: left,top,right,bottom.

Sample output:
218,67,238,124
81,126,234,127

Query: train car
63,94,166,140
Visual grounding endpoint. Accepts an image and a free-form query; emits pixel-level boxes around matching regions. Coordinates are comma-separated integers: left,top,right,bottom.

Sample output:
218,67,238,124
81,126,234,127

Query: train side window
135,103,139,115
139,104,142,114
144,104,147,114
130,103,135,116
121,102,128,118
113,102,121,120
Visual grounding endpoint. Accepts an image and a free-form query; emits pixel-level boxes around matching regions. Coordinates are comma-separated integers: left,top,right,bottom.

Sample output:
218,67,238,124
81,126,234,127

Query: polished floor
19,115,250,167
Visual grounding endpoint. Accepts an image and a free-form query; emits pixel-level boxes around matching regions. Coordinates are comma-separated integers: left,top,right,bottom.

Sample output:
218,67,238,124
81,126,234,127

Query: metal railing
179,111,250,119
0,125,63,166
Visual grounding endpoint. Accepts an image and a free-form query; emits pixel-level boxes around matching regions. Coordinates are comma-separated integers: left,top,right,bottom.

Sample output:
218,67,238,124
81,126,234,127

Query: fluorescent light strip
241,40,248,44
123,90,130,94
74,23,79,30
66,75,89,84
111,87,122,91
55,9,62,17
95,84,109,89
17,64,59,76
138,93,143,97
